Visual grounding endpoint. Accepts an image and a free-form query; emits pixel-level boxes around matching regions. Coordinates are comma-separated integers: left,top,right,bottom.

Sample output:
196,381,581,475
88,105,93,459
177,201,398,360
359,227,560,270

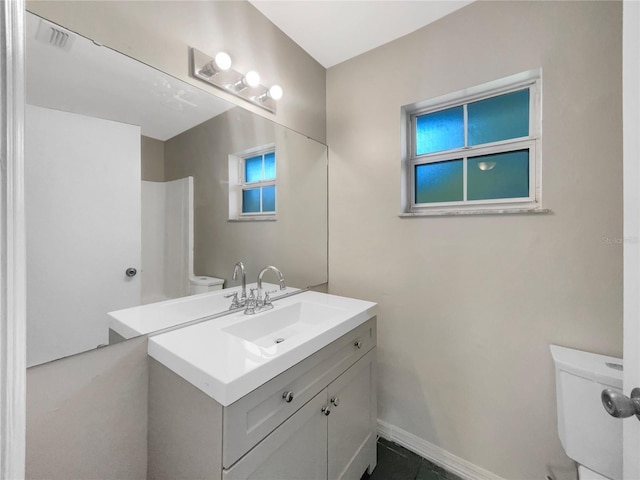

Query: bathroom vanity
146,291,377,480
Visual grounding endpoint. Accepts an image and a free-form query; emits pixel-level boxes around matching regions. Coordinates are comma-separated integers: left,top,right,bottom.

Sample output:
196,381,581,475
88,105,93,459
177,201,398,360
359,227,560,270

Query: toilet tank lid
550,344,622,388
191,276,224,286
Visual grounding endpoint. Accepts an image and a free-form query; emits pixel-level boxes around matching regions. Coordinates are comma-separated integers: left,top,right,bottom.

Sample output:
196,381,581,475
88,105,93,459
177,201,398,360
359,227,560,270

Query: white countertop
147,291,377,406
108,283,299,339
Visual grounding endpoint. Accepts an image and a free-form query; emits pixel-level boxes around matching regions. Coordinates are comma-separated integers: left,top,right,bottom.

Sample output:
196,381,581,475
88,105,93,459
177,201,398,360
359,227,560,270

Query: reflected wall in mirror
25,12,328,367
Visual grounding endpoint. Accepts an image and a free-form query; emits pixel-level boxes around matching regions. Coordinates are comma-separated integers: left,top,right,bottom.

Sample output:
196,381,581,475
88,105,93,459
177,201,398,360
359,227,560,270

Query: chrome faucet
233,261,247,302
244,265,286,314
225,261,248,310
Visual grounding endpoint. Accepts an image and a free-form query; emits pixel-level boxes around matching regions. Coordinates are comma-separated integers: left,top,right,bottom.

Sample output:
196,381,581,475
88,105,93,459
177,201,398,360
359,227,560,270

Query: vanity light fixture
189,47,282,113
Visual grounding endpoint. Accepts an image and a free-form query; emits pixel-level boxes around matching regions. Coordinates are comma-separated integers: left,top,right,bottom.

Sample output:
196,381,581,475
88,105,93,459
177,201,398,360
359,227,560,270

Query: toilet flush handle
602,388,640,420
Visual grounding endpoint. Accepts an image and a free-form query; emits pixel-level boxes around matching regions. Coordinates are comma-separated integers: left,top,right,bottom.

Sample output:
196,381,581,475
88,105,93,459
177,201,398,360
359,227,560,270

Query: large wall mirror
25,11,328,367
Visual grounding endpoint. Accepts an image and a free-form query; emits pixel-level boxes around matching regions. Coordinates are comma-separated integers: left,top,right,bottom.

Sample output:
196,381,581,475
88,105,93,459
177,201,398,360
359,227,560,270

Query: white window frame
229,145,277,221
401,69,544,216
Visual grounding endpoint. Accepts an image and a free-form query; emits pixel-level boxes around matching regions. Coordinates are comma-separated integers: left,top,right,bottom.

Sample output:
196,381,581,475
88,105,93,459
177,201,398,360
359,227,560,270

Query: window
229,146,276,220
402,70,542,215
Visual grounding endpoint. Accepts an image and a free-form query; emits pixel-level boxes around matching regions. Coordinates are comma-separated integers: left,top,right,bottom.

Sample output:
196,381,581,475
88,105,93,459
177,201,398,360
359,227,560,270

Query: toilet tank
550,345,623,480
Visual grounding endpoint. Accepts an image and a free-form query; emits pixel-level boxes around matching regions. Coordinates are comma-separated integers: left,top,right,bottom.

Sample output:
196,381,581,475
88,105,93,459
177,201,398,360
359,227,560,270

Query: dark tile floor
361,437,463,480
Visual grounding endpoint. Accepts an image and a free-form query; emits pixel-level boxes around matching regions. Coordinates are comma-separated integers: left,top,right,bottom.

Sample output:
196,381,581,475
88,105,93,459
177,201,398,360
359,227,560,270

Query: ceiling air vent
34,19,76,52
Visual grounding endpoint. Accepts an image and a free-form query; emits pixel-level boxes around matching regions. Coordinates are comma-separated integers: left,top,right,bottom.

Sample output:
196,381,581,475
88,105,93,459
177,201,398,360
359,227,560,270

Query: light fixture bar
189,47,279,113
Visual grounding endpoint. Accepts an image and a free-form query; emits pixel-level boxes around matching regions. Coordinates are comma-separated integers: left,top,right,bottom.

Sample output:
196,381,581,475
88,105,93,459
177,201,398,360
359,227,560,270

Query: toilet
189,275,224,295
550,345,623,480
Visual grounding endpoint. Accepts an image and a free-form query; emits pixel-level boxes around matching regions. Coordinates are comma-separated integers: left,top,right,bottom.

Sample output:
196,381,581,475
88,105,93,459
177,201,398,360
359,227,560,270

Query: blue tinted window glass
264,152,276,180
468,89,529,146
245,155,263,183
416,106,464,155
415,159,463,204
262,186,276,212
467,150,529,200
242,188,261,213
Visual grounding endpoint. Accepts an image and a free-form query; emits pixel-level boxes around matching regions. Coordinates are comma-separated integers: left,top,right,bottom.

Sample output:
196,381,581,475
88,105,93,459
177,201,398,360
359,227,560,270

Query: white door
623,1,640,477
25,105,141,366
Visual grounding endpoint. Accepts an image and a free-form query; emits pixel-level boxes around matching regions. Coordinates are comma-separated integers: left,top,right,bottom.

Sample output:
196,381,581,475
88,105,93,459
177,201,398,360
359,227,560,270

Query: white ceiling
249,0,474,68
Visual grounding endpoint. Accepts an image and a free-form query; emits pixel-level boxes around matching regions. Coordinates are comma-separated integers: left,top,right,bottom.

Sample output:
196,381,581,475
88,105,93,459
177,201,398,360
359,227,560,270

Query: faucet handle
263,291,274,307
224,292,241,309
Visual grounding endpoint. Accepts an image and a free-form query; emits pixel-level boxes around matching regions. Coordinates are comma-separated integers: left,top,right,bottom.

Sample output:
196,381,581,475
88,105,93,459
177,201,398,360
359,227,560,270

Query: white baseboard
377,420,506,480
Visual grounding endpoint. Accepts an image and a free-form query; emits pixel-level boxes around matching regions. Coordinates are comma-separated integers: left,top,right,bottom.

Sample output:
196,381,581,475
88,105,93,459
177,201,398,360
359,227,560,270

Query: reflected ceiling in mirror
26,14,234,141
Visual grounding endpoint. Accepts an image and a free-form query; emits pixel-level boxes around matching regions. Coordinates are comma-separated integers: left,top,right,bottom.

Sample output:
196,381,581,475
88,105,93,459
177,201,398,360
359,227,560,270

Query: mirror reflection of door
25,105,142,366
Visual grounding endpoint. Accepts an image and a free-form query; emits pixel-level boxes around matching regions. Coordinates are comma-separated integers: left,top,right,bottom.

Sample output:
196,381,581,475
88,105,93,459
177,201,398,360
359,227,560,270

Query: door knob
602,388,640,419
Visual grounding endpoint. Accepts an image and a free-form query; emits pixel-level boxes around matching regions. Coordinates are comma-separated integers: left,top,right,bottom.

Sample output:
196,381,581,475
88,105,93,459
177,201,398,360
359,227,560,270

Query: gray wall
164,107,328,288
26,0,327,143
141,136,165,183
26,337,148,480
326,1,622,479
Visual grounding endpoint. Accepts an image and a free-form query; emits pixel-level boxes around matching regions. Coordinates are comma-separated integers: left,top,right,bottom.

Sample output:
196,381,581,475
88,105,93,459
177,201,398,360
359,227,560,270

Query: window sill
399,207,551,218
228,217,276,222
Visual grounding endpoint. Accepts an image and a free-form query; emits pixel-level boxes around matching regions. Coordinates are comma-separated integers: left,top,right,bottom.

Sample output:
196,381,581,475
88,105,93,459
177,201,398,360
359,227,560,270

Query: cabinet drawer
223,316,376,468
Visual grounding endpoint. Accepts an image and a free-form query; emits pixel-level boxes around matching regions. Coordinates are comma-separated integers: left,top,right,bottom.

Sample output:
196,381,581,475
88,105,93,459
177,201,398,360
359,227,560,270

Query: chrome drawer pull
354,341,362,349
282,391,294,403
331,397,340,407
321,406,331,416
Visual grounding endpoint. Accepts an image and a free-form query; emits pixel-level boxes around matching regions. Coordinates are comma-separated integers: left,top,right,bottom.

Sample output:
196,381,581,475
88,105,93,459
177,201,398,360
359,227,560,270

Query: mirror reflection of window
242,150,276,214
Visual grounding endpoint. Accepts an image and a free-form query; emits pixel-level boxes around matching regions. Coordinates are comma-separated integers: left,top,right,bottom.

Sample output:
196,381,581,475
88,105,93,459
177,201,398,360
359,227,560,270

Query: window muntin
407,76,540,214
240,150,276,215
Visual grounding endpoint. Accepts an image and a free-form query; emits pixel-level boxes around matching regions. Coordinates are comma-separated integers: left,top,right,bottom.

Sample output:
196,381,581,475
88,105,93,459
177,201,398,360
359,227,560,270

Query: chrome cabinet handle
125,267,137,277
331,397,340,407
282,391,294,403
321,406,331,416
354,341,362,349
602,388,640,419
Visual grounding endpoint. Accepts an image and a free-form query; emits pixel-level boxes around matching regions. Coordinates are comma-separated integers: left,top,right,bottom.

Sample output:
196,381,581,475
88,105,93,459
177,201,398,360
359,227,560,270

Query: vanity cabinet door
327,348,377,480
223,391,328,480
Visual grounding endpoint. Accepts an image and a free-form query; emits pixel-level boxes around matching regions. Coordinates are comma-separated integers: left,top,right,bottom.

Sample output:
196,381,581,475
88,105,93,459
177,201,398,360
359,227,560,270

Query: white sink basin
222,301,345,348
148,291,377,406
108,282,299,339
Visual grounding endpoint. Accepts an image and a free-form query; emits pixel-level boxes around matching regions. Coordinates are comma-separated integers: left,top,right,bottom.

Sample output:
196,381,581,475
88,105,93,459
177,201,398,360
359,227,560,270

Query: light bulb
214,52,232,71
243,70,260,88
268,84,284,101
